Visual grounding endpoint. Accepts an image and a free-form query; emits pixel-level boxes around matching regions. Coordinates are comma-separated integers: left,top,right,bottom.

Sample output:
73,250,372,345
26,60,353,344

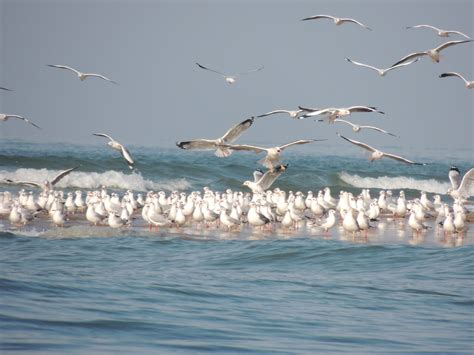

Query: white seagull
257,109,307,119
3,167,78,191
337,133,425,165
447,168,474,199
300,106,384,121
392,40,473,66
47,64,118,84
334,119,396,136
93,133,135,169
243,165,287,193
439,72,473,89
223,139,324,169
345,57,420,76
301,14,371,30
196,62,264,84
176,117,255,157
0,113,41,129
406,24,471,39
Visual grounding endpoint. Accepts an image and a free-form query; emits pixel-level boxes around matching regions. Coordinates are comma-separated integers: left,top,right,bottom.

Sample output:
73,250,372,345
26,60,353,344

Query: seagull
176,117,255,157
0,113,40,129
93,133,135,169
447,168,474,199
0,87,12,91
333,119,396,136
391,40,473,66
222,139,325,169
47,64,118,84
3,167,78,191
337,133,425,165
301,14,372,30
345,57,420,76
449,166,461,190
439,72,473,89
406,24,471,39
195,63,264,84
243,165,287,193
300,106,384,121
257,109,306,119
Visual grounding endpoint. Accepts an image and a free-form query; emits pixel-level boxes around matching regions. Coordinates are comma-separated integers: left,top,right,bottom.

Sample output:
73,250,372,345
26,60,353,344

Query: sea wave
0,169,191,192
339,172,452,194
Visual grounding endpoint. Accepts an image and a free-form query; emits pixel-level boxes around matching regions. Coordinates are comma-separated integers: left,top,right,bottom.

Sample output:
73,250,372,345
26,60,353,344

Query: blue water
1,141,473,352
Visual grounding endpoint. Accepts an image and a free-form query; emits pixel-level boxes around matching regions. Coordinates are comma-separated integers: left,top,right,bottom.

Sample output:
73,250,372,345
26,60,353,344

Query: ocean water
1,141,473,353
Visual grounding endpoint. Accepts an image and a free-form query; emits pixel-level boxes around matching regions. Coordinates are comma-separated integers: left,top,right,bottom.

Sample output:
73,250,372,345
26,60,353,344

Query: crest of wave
0,168,191,192
339,172,452,194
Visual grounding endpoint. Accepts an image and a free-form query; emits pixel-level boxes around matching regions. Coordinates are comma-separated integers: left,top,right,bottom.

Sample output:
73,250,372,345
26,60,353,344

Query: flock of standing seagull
1,14,473,238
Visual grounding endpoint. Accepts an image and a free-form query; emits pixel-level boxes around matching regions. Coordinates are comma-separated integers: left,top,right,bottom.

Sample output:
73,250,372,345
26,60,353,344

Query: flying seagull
222,139,325,169
93,133,135,169
345,57,420,76
47,64,118,84
300,106,384,121
0,87,12,91
301,14,372,31
176,117,255,157
0,113,40,129
243,165,288,193
334,119,396,136
257,109,306,119
3,167,78,191
439,72,473,89
337,133,425,165
447,168,474,200
195,62,264,84
392,40,473,66
406,24,471,39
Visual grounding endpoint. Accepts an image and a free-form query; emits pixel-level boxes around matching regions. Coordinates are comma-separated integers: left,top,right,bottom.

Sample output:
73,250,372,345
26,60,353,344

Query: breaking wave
0,169,191,192
339,172,452,194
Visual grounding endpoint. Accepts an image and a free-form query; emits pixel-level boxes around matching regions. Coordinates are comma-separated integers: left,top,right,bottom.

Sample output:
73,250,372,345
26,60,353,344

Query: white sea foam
0,169,191,192
339,172,453,194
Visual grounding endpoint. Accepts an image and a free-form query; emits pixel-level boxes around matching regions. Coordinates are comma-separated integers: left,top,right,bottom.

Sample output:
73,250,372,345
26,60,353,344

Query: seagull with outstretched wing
0,113,40,129
47,64,118,84
3,167,78,191
243,165,288,193
406,24,470,39
301,14,372,30
334,119,396,136
345,57,419,76
439,72,473,89
196,62,264,84
93,133,135,169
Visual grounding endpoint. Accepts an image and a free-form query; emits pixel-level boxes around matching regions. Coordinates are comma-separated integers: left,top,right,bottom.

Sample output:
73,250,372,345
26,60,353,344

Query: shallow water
1,141,473,352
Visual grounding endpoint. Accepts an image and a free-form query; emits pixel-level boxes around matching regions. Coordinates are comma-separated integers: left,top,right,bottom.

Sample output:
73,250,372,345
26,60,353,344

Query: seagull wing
253,169,264,183
406,24,441,31
392,52,427,67
195,63,227,77
51,167,78,186
298,106,321,112
221,117,255,143
439,72,468,85
6,115,41,129
176,139,218,150
257,165,287,190
300,108,332,118
300,14,336,21
334,118,356,128
458,168,474,197
257,110,291,118
47,64,81,75
340,18,372,30
359,125,397,136
348,106,384,114
0,87,12,91
345,58,381,72
83,73,118,84
93,133,115,141
383,152,425,165
221,143,267,154
279,139,321,151
449,167,461,190
3,179,42,188
445,30,471,39
434,39,473,52
384,58,420,72
120,145,135,166
337,133,376,152
237,66,264,76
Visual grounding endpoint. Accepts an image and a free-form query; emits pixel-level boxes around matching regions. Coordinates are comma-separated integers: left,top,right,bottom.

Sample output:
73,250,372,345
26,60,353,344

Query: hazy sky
0,0,472,157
